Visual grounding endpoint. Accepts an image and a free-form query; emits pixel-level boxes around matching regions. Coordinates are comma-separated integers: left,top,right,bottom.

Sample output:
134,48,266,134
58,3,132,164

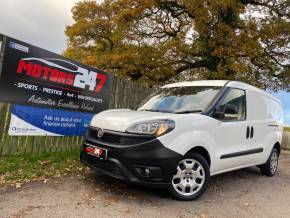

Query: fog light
144,168,150,176
134,166,162,179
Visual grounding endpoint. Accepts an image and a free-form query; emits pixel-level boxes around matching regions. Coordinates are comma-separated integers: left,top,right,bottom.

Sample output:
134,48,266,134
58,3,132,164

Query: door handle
246,126,250,139
250,126,254,139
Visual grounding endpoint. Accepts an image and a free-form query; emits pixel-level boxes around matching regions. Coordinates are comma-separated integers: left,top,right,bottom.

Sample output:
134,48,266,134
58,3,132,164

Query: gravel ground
0,153,290,218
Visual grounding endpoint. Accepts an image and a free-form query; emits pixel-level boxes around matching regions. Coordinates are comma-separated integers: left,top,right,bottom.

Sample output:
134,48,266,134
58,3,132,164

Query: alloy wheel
171,159,206,196
270,152,278,174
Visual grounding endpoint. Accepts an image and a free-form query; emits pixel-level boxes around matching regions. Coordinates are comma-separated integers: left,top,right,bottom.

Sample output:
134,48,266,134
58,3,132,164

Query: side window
215,88,246,121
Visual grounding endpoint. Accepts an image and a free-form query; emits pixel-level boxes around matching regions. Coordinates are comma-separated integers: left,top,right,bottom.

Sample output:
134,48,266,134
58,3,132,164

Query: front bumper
80,128,182,188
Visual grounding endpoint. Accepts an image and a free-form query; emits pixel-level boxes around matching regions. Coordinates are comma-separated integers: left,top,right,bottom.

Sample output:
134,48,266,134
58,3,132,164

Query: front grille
87,127,154,146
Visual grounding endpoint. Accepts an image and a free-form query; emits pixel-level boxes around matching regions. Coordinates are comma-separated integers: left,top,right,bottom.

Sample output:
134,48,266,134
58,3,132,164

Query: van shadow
88,166,262,202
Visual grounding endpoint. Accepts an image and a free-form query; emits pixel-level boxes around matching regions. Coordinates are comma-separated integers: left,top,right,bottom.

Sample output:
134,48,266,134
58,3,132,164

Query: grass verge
284,127,290,132
0,149,86,187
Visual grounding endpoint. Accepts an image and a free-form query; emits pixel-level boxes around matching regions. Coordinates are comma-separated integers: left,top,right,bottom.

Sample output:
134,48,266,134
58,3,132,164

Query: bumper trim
81,151,170,188
80,136,182,188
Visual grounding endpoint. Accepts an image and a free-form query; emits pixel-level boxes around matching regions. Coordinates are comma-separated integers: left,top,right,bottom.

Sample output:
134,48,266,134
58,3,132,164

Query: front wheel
169,153,210,201
259,148,279,177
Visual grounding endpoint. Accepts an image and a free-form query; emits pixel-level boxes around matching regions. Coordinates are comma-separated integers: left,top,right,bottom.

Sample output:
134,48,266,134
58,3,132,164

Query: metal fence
0,76,153,156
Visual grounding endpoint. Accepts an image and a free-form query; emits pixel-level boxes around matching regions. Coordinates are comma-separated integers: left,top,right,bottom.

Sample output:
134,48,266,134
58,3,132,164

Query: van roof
162,80,228,88
162,80,280,103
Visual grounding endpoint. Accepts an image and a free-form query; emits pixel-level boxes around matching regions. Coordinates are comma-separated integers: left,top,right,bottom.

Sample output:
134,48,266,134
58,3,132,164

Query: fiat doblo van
80,80,283,200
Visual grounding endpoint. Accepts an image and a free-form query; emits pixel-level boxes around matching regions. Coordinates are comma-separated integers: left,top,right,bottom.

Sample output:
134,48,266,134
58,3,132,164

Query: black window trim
202,81,230,115
208,87,247,122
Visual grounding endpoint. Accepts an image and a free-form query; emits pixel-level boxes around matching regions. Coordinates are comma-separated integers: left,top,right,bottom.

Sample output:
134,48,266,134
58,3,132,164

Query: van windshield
136,86,221,114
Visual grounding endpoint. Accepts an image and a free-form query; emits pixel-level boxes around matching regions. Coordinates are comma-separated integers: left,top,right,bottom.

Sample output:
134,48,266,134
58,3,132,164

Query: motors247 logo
16,58,107,93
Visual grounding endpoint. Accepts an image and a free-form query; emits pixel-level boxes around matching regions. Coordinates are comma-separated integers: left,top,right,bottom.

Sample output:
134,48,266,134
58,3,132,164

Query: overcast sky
0,0,289,124
0,0,84,53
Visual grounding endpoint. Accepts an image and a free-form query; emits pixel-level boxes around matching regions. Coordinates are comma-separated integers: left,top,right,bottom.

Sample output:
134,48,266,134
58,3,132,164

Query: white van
80,80,283,200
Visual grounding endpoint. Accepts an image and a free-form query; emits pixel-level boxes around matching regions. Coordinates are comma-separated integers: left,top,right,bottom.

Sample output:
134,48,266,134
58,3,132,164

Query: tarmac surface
1,153,290,218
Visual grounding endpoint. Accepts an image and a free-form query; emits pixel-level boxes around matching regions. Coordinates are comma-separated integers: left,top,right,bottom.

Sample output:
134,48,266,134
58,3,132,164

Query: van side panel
247,90,283,165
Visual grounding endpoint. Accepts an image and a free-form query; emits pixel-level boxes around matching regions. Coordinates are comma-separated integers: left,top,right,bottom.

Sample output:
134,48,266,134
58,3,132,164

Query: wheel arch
273,142,281,155
186,146,211,167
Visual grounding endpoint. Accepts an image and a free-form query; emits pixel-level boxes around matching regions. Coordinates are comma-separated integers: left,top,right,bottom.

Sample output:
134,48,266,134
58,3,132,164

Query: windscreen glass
137,86,222,113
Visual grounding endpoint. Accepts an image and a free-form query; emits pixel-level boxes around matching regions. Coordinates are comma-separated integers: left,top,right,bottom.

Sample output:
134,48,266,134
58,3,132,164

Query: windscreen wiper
139,109,171,113
174,110,203,114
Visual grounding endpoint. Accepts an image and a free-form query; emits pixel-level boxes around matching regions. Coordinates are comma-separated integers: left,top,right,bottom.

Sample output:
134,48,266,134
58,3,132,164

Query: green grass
284,127,290,132
0,150,85,187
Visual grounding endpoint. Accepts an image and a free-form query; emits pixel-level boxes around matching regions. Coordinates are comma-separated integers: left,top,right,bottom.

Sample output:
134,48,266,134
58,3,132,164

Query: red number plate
85,146,107,160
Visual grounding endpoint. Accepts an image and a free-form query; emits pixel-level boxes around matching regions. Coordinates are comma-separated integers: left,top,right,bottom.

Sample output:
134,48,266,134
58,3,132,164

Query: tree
65,0,290,91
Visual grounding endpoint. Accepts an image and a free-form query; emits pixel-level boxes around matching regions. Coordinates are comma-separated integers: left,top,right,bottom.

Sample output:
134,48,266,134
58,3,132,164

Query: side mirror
214,104,239,120
224,104,239,119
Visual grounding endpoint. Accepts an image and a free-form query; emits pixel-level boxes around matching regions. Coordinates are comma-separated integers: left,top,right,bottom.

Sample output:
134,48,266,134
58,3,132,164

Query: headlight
126,119,175,137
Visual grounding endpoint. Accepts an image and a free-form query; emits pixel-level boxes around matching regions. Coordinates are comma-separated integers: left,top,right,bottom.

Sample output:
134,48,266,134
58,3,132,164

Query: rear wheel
260,148,279,177
169,153,210,201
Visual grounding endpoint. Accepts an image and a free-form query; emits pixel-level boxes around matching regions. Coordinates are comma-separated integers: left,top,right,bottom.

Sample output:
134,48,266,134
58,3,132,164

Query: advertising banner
9,105,94,136
0,36,112,113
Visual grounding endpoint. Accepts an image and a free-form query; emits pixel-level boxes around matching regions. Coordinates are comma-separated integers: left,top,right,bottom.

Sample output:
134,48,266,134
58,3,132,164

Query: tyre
169,152,210,201
260,148,279,177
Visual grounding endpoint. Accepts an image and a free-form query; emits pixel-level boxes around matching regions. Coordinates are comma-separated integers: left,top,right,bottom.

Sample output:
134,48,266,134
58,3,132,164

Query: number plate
85,145,107,160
